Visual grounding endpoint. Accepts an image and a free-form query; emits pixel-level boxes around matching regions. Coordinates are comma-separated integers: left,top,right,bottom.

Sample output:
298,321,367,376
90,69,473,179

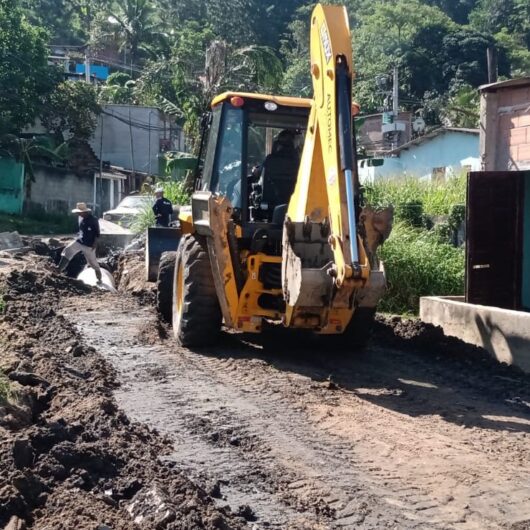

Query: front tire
172,234,222,347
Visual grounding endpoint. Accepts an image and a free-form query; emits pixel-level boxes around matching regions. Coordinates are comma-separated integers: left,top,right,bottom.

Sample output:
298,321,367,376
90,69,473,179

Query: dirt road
65,294,530,530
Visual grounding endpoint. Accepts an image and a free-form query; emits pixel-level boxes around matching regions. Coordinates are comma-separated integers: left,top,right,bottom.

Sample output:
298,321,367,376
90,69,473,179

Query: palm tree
106,0,160,68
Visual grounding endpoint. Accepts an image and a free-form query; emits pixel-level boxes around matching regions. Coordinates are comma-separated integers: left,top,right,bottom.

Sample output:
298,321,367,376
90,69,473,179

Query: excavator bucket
145,227,181,282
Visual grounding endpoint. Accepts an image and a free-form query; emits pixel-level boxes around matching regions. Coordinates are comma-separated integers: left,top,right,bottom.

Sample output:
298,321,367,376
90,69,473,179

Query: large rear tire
172,234,222,347
156,251,176,323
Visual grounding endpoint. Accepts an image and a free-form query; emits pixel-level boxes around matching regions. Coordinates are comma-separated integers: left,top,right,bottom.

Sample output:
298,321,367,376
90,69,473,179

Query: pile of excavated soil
0,266,244,529
115,251,155,306
372,314,525,375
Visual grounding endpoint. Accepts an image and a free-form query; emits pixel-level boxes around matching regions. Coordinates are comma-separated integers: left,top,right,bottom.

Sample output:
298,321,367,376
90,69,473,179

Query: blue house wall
359,130,479,183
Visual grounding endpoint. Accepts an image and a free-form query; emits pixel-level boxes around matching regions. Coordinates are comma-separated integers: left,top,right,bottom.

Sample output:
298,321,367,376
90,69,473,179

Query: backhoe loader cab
169,4,393,347
197,93,312,228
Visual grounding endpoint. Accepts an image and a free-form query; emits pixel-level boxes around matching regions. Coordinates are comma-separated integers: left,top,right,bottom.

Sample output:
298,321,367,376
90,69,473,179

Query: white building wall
90,105,184,176
358,131,479,184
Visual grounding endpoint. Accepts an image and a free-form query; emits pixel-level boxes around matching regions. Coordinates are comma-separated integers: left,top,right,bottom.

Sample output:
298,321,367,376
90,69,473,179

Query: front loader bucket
145,227,181,282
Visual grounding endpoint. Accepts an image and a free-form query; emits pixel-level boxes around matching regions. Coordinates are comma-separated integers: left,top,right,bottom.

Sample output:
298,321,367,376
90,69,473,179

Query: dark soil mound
0,266,244,529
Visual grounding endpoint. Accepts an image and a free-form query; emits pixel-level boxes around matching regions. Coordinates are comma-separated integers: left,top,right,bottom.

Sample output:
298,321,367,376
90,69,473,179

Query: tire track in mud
64,296,530,530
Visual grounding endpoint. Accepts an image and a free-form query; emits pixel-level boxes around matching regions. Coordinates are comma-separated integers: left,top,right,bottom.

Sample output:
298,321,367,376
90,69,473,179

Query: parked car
102,195,151,227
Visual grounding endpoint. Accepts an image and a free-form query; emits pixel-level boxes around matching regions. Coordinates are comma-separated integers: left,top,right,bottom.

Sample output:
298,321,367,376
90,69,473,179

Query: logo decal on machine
320,22,332,64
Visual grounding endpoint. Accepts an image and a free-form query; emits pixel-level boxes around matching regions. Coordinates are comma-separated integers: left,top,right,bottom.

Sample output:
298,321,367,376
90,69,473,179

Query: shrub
161,180,191,206
131,179,191,234
379,222,465,314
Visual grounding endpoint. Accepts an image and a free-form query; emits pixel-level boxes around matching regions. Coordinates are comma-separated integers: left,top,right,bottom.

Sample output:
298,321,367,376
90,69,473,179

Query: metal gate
466,171,526,309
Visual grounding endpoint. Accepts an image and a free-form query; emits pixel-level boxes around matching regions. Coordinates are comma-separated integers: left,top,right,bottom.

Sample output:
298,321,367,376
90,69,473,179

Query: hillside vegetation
1,0,529,145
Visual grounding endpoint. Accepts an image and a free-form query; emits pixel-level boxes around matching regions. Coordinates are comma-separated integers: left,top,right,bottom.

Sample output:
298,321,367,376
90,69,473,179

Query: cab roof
211,91,312,109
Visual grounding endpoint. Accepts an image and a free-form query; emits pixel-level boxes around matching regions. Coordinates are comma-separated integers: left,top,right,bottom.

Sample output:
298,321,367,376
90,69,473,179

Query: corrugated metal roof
479,77,530,92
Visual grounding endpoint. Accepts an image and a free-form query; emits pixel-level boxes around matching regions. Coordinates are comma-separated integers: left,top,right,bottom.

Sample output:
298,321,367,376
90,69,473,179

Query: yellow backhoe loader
155,3,393,347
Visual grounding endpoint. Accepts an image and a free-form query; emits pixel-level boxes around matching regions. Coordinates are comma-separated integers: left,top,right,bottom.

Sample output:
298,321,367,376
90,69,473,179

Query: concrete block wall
28,166,94,214
481,82,530,171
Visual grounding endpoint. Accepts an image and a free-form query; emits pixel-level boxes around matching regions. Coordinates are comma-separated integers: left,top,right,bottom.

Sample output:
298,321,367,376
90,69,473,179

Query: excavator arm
282,4,371,331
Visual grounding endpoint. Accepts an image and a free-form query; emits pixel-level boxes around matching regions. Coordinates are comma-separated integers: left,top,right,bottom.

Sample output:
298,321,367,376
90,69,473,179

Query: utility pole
84,51,91,83
392,65,399,117
487,46,498,84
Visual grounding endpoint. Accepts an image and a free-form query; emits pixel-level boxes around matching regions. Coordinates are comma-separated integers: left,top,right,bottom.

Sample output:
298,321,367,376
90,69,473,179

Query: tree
442,29,509,87
41,81,101,141
495,28,530,76
353,0,454,112
280,5,313,97
0,0,59,134
22,0,84,45
103,0,161,66
99,72,136,104
421,0,478,24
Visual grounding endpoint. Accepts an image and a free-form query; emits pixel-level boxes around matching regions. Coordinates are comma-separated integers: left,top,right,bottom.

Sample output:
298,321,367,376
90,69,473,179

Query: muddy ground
0,262,245,530
1,257,530,529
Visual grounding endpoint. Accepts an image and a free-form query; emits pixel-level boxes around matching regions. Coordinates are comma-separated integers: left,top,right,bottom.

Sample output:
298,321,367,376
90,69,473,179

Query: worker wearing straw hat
58,202,102,283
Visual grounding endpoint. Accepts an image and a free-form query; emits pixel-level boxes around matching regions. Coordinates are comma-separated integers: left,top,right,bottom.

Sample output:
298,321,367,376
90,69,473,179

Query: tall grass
379,222,465,314
363,174,466,217
366,174,467,314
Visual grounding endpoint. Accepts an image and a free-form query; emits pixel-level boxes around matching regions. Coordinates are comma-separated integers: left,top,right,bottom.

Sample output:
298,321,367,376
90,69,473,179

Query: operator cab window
203,106,244,205
247,112,307,223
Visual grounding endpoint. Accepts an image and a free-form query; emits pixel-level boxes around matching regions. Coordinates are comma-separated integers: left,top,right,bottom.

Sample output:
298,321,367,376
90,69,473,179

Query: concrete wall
28,165,94,214
90,105,186,176
480,81,530,171
420,296,530,373
359,131,480,183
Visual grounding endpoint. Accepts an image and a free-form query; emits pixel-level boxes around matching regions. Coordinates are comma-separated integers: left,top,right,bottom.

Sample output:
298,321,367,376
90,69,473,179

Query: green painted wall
0,158,24,215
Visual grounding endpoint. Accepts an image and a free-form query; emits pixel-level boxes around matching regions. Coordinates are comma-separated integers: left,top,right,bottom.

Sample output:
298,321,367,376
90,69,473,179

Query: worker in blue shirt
58,202,102,283
152,187,173,227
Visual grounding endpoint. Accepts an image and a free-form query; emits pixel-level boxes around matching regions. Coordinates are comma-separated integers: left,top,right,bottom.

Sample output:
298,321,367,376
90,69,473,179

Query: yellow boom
282,4,370,332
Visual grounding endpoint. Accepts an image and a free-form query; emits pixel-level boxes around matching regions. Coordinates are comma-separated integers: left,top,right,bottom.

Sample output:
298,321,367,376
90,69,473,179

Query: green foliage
130,203,155,234
98,72,136,104
366,175,467,314
379,222,465,314
363,174,467,218
103,0,161,64
0,135,68,182
13,0,530,144
41,81,101,141
161,180,191,206
495,28,530,76
0,0,59,134
131,180,190,234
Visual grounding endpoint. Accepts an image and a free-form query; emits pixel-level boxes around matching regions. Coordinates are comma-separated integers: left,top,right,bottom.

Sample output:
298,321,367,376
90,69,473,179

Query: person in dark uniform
58,202,102,283
152,187,173,227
